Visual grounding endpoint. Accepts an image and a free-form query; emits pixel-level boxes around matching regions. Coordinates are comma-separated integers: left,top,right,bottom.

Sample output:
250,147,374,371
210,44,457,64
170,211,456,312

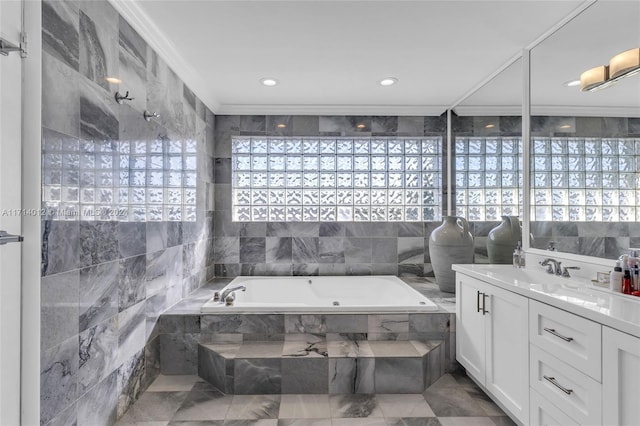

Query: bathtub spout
220,285,246,302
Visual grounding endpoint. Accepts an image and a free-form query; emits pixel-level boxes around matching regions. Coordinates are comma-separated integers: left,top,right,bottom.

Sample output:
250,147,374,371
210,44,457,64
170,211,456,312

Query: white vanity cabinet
455,264,640,426
456,274,529,424
602,326,640,426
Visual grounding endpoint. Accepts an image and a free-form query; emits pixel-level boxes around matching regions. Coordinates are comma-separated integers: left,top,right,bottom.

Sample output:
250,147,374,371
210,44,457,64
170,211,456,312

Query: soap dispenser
513,241,524,268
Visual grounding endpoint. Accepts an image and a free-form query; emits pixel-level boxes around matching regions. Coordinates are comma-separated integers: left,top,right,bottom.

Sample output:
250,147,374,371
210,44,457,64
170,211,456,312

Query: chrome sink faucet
540,258,562,275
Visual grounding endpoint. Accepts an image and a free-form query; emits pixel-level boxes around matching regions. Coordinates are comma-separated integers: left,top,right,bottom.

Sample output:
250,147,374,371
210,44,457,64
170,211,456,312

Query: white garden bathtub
201,275,438,313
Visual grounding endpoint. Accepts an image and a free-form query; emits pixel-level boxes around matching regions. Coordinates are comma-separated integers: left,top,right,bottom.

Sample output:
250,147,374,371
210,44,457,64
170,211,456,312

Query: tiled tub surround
40,0,215,424
153,278,458,391
115,372,515,425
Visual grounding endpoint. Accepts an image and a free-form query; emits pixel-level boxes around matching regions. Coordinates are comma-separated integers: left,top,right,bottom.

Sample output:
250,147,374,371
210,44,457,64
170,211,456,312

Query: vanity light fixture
580,65,610,91
105,77,121,84
260,78,278,87
580,47,640,92
276,123,287,128
378,77,398,86
356,123,367,129
609,47,640,80
485,124,495,129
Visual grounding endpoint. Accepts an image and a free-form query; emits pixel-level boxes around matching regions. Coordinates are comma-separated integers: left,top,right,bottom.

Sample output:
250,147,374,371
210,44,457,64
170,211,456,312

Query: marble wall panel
78,315,118,394
77,370,118,426
41,269,80,351
79,260,119,332
41,0,215,422
43,51,81,138
40,336,79,424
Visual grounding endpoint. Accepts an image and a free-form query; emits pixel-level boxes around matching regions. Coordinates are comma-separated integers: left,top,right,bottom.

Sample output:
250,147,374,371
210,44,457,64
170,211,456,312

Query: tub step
198,339,445,394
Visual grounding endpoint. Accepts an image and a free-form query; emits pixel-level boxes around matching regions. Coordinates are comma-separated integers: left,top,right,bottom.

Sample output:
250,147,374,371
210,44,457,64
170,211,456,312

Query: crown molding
108,0,220,112
216,104,449,116
453,105,640,118
453,105,522,116
530,105,640,118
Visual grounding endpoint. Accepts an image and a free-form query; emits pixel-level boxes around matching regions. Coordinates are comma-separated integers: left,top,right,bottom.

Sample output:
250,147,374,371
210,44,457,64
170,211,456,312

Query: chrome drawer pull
543,375,574,395
543,327,574,342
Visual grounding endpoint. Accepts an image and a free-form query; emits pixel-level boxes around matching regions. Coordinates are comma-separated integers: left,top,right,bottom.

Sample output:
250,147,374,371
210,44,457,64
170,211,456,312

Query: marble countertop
453,264,640,339
165,276,457,315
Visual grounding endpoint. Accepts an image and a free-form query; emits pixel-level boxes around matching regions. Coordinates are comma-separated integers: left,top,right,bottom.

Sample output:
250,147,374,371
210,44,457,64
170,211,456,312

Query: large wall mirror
452,57,523,263
529,1,640,259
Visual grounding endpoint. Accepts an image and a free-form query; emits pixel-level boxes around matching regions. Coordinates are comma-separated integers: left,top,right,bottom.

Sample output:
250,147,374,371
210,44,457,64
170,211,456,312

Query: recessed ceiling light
260,78,278,87
559,124,572,129
105,77,121,84
276,123,287,128
378,77,398,86
356,123,367,129
563,79,580,87
485,124,495,129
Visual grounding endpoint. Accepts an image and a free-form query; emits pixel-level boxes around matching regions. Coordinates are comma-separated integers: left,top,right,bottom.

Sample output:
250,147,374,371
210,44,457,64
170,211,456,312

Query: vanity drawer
530,344,602,426
529,299,601,381
530,388,579,426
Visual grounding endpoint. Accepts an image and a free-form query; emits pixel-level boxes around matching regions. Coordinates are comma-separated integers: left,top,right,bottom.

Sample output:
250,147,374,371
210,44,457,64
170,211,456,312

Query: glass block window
231,136,443,222
42,138,198,221
531,137,640,222
454,137,523,220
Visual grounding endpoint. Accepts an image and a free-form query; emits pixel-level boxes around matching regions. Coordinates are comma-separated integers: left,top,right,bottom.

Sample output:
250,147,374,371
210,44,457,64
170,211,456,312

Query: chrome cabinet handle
477,290,482,313
543,375,574,395
543,327,574,342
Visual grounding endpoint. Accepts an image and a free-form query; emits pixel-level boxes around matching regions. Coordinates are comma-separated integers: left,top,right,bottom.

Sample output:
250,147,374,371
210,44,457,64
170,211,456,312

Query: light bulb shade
609,47,640,80
580,65,609,91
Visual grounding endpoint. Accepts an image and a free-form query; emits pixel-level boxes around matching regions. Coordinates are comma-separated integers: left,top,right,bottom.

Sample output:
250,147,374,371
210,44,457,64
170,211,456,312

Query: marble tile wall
214,114,502,277
39,1,215,424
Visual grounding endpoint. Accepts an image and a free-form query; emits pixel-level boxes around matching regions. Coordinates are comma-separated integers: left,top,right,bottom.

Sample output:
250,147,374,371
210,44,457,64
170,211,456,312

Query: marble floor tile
147,375,200,392
376,394,435,418
117,391,189,422
330,394,383,418
385,418,442,426
464,388,505,416
422,387,486,417
277,419,332,426
488,417,517,426
223,421,278,426
437,417,496,426
278,395,331,419
171,389,233,421
118,421,169,426
331,418,388,426
225,395,281,420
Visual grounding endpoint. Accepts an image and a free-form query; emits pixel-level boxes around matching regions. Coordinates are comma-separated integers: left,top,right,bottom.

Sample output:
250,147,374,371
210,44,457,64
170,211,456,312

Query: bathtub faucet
220,285,246,302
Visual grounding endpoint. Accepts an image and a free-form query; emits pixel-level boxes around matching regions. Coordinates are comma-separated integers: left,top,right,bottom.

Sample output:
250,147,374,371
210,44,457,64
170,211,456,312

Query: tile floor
116,373,516,426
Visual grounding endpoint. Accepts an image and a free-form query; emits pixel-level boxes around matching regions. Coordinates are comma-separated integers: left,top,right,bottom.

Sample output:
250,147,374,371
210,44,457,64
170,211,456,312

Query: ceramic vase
487,216,521,264
429,216,474,293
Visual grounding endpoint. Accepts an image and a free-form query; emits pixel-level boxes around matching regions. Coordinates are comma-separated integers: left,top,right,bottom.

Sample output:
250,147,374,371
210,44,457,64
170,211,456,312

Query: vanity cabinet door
485,284,529,424
603,326,640,426
456,275,487,383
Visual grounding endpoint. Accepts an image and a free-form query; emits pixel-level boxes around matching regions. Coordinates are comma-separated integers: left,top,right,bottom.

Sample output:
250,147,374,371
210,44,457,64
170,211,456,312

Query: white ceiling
117,0,639,116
